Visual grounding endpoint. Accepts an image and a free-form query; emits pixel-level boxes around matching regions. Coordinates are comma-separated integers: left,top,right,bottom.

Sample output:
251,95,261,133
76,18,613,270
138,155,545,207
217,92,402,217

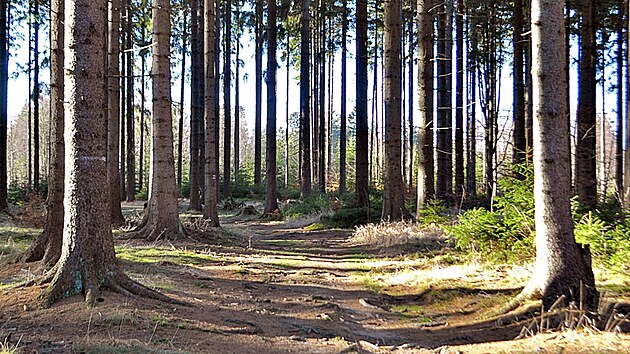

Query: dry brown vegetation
0,202,629,353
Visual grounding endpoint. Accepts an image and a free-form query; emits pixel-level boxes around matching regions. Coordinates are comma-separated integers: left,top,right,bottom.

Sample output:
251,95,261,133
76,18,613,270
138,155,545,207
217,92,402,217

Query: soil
1,204,629,354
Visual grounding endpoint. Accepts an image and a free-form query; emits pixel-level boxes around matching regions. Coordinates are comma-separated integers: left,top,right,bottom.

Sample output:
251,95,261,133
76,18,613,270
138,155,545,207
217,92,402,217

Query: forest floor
0,201,629,353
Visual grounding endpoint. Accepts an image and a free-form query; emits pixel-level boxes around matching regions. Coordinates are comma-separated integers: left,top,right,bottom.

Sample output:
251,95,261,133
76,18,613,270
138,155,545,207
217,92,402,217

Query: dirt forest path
1,210,628,353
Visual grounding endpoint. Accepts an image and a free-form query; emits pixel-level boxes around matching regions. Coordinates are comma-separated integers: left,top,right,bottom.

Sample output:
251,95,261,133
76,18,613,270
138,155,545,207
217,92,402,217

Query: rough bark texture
355,0,369,207
300,0,312,199
436,0,452,201
381,0,410,221
519,0,597,310
129,0,180,241
0,0,8,210
416,0,434,211
107,0,125,227
223,0,232,197
513,0,526,167
575,0,598,209
264,0,280,215
20,0,64,266
42,0,175,307
204,0,219,226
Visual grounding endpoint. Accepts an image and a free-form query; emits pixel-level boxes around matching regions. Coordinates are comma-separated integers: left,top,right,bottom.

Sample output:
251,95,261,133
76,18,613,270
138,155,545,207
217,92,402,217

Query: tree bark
518,0,597,310
339,0,347,195
575,0,598,209
41,0,174,307
20,0,64,266
177,8,187,191
189,0,202,210
436,0,452,201
204,0,220,226
264,0,280,215
382,0,410,221
513,0,526,167
254,0,263,185
466,20,477,198
416,0,434,210
223,0,232,197
454,0,464,201
33,0,39,192
107,0,125,226
128,0,180,241
300,0,312,198
125,4,135,202
234,1,240,177
0,0,8,210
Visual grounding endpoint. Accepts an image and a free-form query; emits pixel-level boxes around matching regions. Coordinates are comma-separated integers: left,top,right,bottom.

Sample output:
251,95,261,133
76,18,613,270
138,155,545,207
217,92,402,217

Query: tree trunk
41,0,173,307
518,0,597,310
177,8,187,191
33,0,39,192
189,0,202,210
407,1,413,189
129,0,180,241
107,0,125,226
466,20,477,198
300,0,312,198
223,0,232,197
125,4,135,202
382,0,409,221
204,0,219,226
20,0,64,266
436,0,452,201
139,35,146,193
616,1,623,207
285,31,290,188
513,0,526,167
234,1,240,177
355,0,369,207
454,0,464,202
416,0,434,211
264,0,280,215
119,7,126,200
254,0,263,185
0,0,8,210
339,0,347,194
575,0,598,209
318,6,326,194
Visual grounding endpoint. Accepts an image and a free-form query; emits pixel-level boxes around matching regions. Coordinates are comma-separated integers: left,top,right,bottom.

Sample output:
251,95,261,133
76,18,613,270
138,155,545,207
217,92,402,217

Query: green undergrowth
115,247,219,266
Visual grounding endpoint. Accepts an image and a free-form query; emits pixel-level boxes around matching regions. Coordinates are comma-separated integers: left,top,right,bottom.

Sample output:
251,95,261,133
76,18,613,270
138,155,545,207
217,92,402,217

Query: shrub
283,193,330,218
321,207,380,228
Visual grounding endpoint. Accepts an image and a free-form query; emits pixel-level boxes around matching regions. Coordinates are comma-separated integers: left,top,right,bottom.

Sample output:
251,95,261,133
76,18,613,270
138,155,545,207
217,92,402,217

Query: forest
0,0,629,352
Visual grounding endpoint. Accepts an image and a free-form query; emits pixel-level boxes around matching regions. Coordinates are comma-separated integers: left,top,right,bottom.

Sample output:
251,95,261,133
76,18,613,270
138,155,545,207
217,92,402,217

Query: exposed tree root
121,220,186,241
260,209,282,221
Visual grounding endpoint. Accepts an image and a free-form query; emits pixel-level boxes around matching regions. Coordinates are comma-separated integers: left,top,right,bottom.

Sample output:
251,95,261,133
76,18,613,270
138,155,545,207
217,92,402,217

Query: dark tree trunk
0,0,8,210
416,0,434,210
139,24,147,193
300,0,312,198
454,0,464,201
575,0,598,209
355,0,369,207
20,0,64,266
125,4,135,202
616,1,623,205
254,0,263,185
407,1,414,189
318,4,326,193
108,0,125,226
119,3,126,200
189,0,202,210
513,0,526,167
466,20,477,198
234,1,240,176
33,0,40,192
285,31,290,188
223,0,232,197
264,0,280,215
204,0,220,226
436,0,452,201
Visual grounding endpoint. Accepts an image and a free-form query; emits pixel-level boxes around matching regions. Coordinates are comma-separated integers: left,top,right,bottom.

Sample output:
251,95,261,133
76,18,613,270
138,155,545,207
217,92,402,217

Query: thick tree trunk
517,0,597,311
0,0,8,210
355,0,369,207
513,0,526,167
129,0,180,241
223,0,232,197
416,0,434,211
42,0,174,307
107,0,125,226
300,0,312,198
575,0,598,209
436,0,452,201
382,0,410,221
204,0,219,226
264,0,280,215
20,0,64,266
254,0,263,185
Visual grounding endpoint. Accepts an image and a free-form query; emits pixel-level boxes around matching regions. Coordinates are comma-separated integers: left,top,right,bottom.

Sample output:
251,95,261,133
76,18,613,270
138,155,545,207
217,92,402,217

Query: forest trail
1,208,629,353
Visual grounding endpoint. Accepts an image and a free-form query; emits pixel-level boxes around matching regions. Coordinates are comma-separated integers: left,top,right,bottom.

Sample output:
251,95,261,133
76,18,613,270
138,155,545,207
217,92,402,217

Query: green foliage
7,182,28,205
574,213,630,271
321,207,381,228
416,199,449,225
446,164,535,262
283,193,330,218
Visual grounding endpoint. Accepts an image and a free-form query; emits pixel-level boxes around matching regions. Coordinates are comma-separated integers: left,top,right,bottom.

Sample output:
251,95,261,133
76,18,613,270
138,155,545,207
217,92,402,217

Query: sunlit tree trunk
177,7,187,191
234,1,241,176
518,0,597,310
300,0,312,198
436,0,452,200
204,0,219,226
125,4,135,202
264,0,280,215
466,19,477,198
339,0,347,194
454,0,464,201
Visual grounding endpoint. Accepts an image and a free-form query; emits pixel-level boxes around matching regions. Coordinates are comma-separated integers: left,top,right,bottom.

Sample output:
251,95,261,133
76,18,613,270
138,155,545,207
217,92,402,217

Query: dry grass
350,221,453,250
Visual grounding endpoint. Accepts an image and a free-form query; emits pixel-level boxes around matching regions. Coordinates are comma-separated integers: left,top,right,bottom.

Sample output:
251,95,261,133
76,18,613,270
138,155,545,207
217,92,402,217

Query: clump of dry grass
350,221,453,250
